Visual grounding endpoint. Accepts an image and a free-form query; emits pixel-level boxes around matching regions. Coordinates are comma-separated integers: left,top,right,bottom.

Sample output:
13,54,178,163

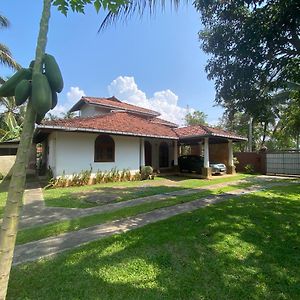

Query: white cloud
67,86,85,102
108,76,193,125
48,86,85,117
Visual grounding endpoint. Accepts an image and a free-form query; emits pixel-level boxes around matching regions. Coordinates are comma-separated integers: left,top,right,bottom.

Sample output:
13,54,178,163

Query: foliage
184,110,207,126
0,96,25,142
0,15,20,83
244,164,255,174
0,172,3,181
53,0,128,15
195,0,300,121
47,167,142,189
140,165,153,180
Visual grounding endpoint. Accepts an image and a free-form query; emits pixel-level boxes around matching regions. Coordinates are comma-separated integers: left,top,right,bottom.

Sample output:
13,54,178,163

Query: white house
34,96,247,178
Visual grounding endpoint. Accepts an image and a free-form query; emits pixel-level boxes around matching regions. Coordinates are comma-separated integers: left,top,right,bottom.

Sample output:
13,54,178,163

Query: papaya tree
0,1,129,298
0,1,184,298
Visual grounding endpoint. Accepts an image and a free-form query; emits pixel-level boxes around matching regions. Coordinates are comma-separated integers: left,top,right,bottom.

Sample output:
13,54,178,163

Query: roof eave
177,132,247,142
36,124,178,140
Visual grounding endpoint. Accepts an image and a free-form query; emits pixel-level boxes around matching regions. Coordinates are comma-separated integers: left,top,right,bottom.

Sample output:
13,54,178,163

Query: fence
235,150,300,176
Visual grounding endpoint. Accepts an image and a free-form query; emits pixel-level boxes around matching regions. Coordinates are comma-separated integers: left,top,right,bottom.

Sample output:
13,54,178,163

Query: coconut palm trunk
0,0,51,298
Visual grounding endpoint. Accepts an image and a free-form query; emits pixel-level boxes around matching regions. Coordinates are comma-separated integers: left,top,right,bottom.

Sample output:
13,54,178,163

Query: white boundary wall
266,152,300,175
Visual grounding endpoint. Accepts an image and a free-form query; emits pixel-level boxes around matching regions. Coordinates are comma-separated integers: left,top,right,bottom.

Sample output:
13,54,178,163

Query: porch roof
175,124,247,143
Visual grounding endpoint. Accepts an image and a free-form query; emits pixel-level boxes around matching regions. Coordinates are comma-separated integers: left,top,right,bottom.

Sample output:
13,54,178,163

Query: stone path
19,179,254,229
13,187,253,265
13,178,299,265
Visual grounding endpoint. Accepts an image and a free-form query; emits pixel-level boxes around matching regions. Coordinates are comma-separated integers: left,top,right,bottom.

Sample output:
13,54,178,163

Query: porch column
227,139,236,174
173,140,178,166
202,137,212,178
140,138,145,168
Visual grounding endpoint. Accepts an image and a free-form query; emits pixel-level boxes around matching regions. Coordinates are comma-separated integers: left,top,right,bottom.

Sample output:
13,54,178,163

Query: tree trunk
0,1,51,298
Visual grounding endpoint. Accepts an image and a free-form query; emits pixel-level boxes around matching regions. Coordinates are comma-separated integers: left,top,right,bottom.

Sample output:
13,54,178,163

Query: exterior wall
52,131,140,177
80,104,111,117
143,138,175,171
234,152,264,173
0,146,36,176
0,156,16,175
209,143,229,166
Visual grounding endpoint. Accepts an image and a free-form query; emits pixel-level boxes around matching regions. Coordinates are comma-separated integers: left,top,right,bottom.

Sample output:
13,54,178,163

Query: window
94,135,115,162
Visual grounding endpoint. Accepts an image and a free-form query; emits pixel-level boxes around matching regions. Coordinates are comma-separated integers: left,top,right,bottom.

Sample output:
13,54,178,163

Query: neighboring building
34,96,247,178
0,139,36,176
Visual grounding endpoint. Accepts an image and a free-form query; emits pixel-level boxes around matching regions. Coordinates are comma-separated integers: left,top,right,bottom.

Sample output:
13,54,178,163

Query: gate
266,151,300,175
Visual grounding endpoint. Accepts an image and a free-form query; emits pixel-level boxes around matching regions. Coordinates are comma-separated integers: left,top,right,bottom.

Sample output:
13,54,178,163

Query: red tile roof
39,111,178,139
150,118,178,128
70,96,160,117
174,124,247,141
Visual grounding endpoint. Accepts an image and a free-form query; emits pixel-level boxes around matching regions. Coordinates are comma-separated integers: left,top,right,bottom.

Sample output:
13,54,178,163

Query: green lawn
8,183,300,300
0,180,9,218
43,174,252,209
17,182,253,245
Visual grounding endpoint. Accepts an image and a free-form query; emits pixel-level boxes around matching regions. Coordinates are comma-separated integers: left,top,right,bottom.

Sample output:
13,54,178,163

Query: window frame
94,134,115,162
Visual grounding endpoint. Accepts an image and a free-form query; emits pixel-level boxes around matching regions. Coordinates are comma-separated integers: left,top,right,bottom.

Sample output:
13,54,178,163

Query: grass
0,180,9,218
8,184,300,300
43,174,253,209
17,183,253,245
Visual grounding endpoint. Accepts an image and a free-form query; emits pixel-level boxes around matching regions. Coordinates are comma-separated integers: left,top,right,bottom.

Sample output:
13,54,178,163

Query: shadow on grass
8,184,300,299
44,185,187,209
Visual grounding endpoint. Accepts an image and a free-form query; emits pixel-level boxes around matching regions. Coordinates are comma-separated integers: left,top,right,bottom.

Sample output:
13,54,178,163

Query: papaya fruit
0,68,32,97
15,80,31,106
51,90,58,109
31,73,52,115
43,54,63,93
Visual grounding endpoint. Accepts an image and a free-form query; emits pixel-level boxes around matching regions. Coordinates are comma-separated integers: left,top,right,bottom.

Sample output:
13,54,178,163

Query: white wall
52,131,140,177
80,104,111,118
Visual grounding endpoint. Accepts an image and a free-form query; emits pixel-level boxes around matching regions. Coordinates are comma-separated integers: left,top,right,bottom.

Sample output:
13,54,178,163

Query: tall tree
0,15,20,83
185,110,207,126
194,0,300,117
0,2,187,297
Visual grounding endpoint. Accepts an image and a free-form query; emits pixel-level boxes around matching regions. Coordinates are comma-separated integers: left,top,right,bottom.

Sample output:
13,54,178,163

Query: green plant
141,166,153,180
233,157,239,166
0,172,4,181
244,164,255,174
132,172,142,181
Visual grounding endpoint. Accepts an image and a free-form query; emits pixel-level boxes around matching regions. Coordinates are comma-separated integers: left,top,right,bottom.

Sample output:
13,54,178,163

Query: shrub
0,172,4,180
244,164,255,174
141,166,153,180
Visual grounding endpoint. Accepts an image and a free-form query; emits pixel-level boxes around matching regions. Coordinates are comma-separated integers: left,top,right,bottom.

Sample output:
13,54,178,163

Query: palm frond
0,43,21,70
98,0,187,32
0,15,9,29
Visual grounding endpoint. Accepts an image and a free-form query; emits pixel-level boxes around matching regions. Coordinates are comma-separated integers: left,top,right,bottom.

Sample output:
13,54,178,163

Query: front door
159,142,169,168
144,141,152,166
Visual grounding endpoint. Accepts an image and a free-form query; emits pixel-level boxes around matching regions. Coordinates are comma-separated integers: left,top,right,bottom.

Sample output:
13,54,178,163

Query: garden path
13,178,299,265
20,178,254,229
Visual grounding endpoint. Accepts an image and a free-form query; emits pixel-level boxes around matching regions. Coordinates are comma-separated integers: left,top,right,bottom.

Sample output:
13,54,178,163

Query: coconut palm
0,96,25,142
99,0,184,31
0,15,20,83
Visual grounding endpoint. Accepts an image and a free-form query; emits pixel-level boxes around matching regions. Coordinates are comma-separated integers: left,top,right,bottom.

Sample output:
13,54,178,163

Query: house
34,96,247,178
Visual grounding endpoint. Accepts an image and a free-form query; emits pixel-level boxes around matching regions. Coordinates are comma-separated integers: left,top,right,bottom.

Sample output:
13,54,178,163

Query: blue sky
1,0,224,125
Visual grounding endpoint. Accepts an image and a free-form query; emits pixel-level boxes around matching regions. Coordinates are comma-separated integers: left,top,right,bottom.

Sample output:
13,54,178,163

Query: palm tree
0,15,20,83
99,0,184,31
0,96,25,142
